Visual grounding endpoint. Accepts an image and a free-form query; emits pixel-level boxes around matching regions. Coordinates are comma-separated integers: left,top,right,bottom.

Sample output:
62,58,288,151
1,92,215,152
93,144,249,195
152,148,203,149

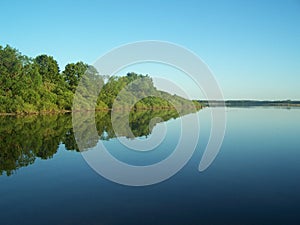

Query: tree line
0,45,202,114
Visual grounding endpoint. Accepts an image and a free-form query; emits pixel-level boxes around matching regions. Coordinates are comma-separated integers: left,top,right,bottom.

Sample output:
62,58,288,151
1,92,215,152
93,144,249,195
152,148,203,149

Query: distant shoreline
198,100,300,107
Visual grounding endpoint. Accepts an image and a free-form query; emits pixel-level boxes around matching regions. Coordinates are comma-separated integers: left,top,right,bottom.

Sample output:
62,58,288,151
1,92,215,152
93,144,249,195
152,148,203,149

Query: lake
0,107,300,225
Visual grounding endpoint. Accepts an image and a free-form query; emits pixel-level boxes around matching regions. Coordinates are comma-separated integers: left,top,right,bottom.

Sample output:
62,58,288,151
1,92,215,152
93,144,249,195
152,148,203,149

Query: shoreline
0,105,202,116
2,104,300,116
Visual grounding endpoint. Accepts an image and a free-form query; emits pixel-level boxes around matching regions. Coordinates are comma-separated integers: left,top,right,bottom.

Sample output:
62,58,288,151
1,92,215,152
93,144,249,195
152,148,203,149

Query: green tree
0,45,25,95
34,54,60,82
63,62,89,93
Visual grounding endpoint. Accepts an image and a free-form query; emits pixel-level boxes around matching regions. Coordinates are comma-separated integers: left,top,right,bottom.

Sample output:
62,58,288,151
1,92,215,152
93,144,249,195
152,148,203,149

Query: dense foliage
0,45,202,114
0,45,75,113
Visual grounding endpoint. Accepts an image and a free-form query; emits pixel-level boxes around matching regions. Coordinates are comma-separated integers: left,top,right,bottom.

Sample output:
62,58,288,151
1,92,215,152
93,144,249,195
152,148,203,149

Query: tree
0,45,25,95
63,61,88,93
34,54,60,82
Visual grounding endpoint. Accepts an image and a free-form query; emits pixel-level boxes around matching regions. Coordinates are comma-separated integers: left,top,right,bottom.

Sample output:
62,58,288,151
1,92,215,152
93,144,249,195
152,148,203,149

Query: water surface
0,108,299,225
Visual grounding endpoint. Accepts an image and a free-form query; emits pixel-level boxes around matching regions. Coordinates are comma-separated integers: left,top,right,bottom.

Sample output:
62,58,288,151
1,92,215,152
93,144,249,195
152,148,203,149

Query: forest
0,45,202,114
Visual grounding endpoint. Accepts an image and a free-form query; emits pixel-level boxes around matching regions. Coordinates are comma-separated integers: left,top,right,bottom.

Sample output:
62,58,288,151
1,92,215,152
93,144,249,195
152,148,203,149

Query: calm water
0,108,300,225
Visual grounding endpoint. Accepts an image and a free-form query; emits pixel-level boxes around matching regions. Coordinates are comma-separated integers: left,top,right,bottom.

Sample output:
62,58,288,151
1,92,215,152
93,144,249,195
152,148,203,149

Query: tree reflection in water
0,108,199,176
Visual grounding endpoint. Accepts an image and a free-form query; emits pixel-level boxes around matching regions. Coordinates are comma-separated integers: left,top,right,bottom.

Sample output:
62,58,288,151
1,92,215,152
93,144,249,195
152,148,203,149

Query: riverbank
0,105,202,116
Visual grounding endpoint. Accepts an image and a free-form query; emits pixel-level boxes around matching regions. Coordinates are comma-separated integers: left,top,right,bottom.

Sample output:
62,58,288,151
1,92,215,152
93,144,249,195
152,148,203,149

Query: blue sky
0,0,299,100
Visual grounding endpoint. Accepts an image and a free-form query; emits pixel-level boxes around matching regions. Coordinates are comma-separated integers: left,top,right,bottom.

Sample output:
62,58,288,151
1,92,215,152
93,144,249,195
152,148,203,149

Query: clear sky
1,0,299,100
